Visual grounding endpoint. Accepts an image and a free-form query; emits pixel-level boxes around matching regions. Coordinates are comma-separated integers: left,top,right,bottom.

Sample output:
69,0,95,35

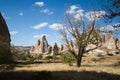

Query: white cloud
66,5,78,14
40,8,53,15
113,23,120,30
33,22,48,30
33,34,48,39
85,11,106,21
10,31,18,35
49,23,63,30
100,25,114,31
19,12,23,16
66,5,84,20
35,2,44,7
60,35,66,40
74,9,84,20
100,23,120,32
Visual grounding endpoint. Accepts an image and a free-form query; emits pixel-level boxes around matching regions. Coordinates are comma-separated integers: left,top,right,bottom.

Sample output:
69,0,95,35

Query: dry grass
14,54,120,75
0,54,120,80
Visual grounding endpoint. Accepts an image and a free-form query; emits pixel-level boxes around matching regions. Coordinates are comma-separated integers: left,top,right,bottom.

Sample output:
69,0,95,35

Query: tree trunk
76,57,81,67
76,48,84,67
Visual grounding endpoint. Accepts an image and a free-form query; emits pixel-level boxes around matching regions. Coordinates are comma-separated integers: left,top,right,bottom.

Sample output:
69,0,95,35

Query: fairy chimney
0,12,11,63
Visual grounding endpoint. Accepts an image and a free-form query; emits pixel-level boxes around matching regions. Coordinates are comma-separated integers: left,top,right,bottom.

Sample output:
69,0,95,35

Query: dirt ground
0,54,120,80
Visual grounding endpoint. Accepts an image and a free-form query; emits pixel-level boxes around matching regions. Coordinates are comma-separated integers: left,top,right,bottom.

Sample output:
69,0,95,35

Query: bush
45,56,53,60
36,54,42,60
0,41,13,64
0,64,15,72
29,56,37,62
60,50,75,65
29,54,42,62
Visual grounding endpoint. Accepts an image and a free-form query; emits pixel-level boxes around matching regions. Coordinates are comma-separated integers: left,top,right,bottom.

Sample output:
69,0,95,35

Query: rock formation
0,12,11,63
30,35,52,56
61,26,120,55
53,43,59,55
116,41,120,49
30,25,120,56
40,35,49,53
102,31,117,50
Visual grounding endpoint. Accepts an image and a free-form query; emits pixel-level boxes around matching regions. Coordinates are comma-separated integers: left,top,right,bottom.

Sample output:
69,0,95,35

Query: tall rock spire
40,35,49,53
0,12,12,63
0,12,11,42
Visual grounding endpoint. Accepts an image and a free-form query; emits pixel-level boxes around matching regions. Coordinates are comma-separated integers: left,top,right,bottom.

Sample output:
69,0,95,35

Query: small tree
59,9,103,67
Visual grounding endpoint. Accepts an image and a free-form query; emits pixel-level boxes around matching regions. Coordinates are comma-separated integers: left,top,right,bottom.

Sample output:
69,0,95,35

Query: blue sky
0,0,119,46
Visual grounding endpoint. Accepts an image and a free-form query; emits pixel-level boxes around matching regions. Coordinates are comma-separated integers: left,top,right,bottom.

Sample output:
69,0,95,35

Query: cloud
66,5,106,21
66,5,84,20
74,9,84,20
10,31,18,35
40,8,53,15
19,12,23,16
100,25,114,32
35,1,44,7
85,11,106,21
33,22,48,30
33,34,48,39
66,5,78,14
100,23,120,32
49,23,63,30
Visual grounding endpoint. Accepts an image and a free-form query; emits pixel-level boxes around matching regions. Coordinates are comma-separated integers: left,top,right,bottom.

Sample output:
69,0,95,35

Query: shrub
29,54,42,62
36,54,42,60
45,56,53,60
29,56,36,62
60,50,75,65
0,41,13,64
0,64,15,72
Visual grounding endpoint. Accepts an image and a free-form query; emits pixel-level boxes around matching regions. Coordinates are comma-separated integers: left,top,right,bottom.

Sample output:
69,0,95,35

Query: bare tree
59,12,102,67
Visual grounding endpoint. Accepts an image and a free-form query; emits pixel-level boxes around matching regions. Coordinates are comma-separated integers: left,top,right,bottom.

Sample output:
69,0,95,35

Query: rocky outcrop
61,26,120,55
102,31,117,50
116,41,120,49
0,12,11,63
30,35,58,56
53,43,59,55
30,36,49,55
40,35,49,53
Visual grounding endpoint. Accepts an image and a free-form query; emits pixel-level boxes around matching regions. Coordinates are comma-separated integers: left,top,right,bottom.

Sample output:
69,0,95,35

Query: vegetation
0,41,13,64
0,64,15,72
61,50,75,66
59,10,102,67
45,55,53,60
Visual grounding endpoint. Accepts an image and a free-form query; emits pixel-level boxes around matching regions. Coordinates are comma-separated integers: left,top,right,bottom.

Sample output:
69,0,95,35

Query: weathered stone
102,31,117,50
0,12,11,63
60,44,64,51
40,35,49,53
53,43,59,55
30,35,50,56
116,41,120,49
48,46,52,53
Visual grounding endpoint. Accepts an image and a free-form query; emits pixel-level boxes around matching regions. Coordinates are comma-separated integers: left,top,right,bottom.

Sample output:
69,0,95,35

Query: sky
0,0,119,46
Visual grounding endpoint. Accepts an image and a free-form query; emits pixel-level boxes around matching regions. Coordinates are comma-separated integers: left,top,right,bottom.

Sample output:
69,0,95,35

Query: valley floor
0,54,120,80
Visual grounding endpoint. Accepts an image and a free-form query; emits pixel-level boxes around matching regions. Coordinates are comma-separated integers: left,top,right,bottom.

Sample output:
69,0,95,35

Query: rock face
102,31,117,50
61,26,120,54
116,41,120,49
30,35,54,56
0,12,11,63
53,43,59,55
30,25,120,56
40,35,49,53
